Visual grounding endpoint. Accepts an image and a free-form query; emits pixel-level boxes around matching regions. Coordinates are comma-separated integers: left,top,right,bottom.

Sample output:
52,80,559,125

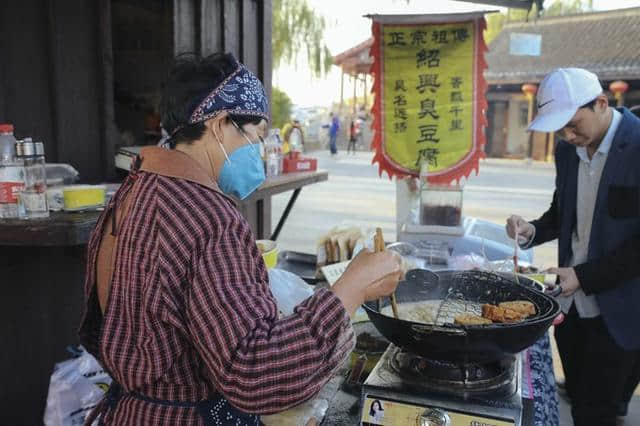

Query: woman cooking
79,52,401,425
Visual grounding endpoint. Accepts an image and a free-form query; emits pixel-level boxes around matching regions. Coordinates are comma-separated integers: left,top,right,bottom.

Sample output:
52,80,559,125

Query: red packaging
0,181,23,203
282,155,317,173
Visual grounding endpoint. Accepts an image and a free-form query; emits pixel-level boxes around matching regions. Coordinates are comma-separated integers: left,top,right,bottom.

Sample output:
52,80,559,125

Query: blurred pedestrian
328,112,339,156
347,119,357,154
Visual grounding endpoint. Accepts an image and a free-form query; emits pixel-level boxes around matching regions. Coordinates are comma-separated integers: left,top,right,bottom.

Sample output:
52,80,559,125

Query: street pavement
272,149,558,268
271,149,639,425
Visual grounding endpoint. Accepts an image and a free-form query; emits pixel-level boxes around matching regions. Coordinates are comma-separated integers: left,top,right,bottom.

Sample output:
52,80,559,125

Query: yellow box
63,185,106,211
256,239,278,269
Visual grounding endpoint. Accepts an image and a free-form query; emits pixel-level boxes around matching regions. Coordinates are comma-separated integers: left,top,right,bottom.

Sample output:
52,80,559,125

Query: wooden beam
223,0,240,58
260,0,273,107
97,0,117,180
456,0,533,9
46,0,104,182
201,0,222,56
174,0,197,55
352,74,357,115
242,0,259,73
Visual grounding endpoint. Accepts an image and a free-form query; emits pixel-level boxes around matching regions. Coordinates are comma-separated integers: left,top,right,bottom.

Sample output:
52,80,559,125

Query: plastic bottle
0,123,16,163
264,130,281,178
273,129,283,175
19,139,49,219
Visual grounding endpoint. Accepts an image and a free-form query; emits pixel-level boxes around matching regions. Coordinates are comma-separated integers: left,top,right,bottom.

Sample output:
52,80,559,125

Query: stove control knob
418,408,451,426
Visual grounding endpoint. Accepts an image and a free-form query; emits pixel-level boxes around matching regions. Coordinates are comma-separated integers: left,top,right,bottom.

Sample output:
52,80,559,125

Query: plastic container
420,185,463,227
415,240,451,265
256,239,278,268
63,185,106,211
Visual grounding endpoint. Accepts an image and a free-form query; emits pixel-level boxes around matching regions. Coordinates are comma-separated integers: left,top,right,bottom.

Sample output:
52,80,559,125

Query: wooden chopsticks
375,227,399,319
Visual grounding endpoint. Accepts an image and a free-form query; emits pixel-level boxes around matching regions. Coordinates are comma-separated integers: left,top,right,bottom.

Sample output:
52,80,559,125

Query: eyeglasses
231,119,265,151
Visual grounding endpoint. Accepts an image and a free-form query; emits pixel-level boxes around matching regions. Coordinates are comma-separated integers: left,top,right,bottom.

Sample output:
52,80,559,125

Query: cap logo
537,99,554,109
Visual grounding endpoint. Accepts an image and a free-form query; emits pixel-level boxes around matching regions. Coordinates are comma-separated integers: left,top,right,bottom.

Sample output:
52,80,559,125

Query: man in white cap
505,68,640,426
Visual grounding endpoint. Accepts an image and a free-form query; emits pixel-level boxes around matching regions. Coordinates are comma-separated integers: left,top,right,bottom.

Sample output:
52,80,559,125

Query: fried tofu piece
499,301,536,317
482,304,527,323
454,313,493,326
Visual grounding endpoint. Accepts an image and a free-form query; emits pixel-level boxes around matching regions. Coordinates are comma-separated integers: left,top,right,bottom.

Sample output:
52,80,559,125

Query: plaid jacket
79,147,355,425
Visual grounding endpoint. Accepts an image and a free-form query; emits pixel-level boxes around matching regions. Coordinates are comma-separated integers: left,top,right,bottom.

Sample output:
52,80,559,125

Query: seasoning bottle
19,139,49,219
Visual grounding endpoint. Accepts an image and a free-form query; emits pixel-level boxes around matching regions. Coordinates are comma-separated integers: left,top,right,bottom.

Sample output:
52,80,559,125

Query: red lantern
609,80,629,106
521,83,538,96
609,80,629,94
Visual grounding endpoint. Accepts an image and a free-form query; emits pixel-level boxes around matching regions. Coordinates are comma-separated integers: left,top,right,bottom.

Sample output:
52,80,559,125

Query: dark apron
92,381,262,426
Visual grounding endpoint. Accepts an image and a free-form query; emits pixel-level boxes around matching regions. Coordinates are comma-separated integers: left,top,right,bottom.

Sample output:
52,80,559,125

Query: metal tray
275,251,320,284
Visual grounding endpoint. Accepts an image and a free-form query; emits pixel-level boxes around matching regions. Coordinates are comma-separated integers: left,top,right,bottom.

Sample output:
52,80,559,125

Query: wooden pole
352,73,357,115
340,70,344,113
526,94,535,159
363,75,367,111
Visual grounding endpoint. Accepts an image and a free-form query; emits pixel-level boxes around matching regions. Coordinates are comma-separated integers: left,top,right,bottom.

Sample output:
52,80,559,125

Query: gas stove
360,344,522,426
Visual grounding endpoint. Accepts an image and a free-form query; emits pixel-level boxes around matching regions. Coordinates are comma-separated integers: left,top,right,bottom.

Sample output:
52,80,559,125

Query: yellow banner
382,23,474,174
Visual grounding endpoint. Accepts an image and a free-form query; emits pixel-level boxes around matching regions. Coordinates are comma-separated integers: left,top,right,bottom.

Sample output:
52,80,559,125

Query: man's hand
546,267,581,297
506,215,535,245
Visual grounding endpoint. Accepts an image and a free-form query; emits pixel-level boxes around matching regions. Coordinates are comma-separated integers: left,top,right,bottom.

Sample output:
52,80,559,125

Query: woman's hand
331,249,402,317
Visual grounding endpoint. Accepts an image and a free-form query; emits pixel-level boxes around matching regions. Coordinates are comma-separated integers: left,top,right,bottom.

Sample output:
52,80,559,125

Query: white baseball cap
527,68,603,132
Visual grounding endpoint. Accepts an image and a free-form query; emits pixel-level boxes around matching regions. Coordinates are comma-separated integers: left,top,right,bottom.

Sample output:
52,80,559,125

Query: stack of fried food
454,300,536,326
316,227,364,278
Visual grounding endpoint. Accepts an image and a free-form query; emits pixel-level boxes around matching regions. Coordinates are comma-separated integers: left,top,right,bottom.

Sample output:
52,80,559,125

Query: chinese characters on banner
369,14,488,184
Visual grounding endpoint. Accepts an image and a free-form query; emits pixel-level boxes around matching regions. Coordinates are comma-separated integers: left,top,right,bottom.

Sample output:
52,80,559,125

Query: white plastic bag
43,347,111,426
268,268,315,315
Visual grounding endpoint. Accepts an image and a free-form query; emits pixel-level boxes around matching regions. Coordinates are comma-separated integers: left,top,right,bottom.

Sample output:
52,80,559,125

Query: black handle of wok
411,324,468,337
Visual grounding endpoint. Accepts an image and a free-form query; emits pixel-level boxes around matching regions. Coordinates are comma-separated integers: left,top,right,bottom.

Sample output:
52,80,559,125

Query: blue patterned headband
170,62,269,136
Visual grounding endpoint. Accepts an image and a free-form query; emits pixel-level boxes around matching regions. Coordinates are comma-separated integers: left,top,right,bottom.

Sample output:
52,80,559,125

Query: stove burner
389,347,516,394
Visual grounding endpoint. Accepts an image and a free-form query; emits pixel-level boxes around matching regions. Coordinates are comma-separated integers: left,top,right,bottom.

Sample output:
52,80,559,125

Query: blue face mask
216,124,265,200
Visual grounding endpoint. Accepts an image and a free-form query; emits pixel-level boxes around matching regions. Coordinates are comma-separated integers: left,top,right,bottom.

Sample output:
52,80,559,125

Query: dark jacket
530,107,640,350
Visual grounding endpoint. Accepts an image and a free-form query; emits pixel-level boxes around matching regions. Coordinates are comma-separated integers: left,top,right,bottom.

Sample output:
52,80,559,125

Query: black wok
363,269,561,364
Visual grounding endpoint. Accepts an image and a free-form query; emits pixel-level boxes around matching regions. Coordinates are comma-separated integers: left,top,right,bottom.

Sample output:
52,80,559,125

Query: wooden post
201,0,222,56
261,0,273,104
174,0,197,54
526,95,535,159
363,74,367,111
521,84,538,160
545,132,554,162
98,0,118,180
352,73,357,115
